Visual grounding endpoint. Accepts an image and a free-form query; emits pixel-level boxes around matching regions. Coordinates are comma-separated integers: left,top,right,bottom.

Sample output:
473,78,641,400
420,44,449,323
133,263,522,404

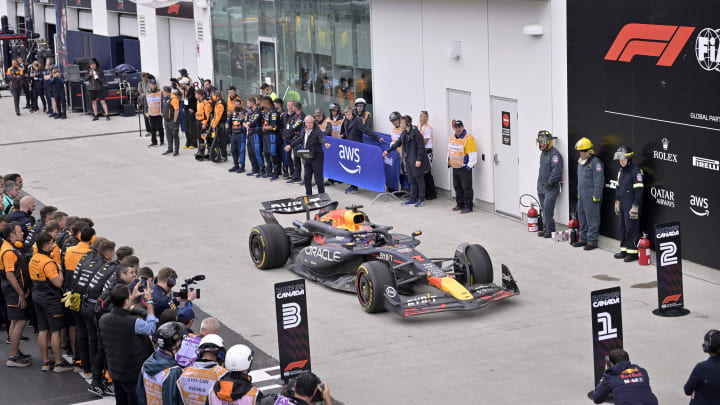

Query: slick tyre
356,261,395,313
458,244,493,285
249,224,290,269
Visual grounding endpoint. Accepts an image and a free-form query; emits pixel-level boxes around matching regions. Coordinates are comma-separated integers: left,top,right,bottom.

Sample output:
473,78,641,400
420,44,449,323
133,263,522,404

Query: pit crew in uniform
573,137,604,251
536,130,563,238
613,145,643,262
260,96,280,180
244,97,265,177
1,222,31,367
228,102,248,173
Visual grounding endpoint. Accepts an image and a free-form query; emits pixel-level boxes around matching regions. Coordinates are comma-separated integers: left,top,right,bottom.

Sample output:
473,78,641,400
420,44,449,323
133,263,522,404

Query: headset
167,277,176,288
196,344,226,363
702,329,719,353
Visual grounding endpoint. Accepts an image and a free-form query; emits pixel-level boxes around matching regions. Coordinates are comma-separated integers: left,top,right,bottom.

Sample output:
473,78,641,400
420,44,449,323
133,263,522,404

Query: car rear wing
261,193,339,223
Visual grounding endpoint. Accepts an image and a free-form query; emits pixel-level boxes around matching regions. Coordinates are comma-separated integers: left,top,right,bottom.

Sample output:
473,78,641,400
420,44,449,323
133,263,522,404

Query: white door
491,97,520,217
169,19,197,80
446,89,472,193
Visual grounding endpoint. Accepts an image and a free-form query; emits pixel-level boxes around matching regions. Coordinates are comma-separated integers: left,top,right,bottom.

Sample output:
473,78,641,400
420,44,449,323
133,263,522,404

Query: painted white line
249,367,282,384
258,384,283,392
604,110,720,132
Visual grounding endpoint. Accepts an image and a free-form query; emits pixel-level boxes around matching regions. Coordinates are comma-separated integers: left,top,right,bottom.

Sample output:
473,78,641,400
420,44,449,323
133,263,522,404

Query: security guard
211,90,228,162
536,130,563,238
448,120,477,214
244,97,264,176
195,88,213,160
29,233,73,372
207,345,263,405
6,59,25,115
260,96,280,180
593,349,658,404
228,102,248,173
137,321,185,405
613,145,643,262
177,334,228,405
1,222,32,367
573,137,604,250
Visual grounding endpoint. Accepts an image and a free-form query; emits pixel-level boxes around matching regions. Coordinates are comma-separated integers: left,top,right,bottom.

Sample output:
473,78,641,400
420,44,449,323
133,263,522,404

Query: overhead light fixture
523,24,544,36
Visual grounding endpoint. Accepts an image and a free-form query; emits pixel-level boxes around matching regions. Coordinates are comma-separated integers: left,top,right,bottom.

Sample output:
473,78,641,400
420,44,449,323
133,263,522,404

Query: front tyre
455,244,494,286
356,261,395,313
248,224,290,269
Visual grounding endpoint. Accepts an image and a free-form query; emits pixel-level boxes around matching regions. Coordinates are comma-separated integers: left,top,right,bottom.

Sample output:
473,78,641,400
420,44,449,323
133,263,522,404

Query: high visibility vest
317,118,330,132
391,126,403,155
177,363,227,405
142,366,179,405
448,133,473,168
147,90,162,116
329,116,344,137
207,383,260,405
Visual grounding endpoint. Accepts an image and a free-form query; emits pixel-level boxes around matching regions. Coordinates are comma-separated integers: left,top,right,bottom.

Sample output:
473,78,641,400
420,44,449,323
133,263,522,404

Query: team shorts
89,89,106,101
33,295,64,332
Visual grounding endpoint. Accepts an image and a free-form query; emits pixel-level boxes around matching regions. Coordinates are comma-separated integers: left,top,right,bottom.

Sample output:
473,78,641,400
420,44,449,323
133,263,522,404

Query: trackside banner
275,279,311,382
590,287,623,386
324,137,386,192
363,132,401,191
654,222,687,315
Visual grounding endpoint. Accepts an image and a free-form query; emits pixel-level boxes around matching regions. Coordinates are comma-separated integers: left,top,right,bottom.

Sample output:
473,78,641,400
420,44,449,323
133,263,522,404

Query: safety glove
614,201,620,216
592,196,601,203
629,204,639,220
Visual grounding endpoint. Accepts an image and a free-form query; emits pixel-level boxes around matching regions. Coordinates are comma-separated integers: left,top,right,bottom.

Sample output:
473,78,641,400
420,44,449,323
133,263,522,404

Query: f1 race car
248,194,519,317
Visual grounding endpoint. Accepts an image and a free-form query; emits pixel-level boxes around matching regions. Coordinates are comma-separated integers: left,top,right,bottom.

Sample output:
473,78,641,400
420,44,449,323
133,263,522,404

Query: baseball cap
149,78,157,85
177,306,195,323
453,119,464,128
178,68,188,76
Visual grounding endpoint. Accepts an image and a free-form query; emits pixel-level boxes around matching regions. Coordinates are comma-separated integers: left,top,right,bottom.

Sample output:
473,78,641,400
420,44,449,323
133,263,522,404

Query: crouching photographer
151,267,200,318
265,372,343,405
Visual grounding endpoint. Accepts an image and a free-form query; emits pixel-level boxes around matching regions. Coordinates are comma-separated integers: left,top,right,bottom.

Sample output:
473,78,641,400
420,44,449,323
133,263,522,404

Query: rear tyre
457,244,494,285
248,224,290,269
356,261,395,313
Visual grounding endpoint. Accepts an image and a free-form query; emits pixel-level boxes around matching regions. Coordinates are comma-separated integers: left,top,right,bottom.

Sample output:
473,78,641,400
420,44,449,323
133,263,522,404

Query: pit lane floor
1,93,718,404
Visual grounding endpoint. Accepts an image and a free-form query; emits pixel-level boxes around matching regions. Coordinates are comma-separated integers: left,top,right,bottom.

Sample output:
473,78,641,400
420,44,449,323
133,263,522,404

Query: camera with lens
174,274,205,300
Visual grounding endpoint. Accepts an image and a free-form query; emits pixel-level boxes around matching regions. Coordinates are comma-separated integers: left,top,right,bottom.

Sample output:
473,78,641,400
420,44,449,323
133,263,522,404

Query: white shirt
420,124,433,149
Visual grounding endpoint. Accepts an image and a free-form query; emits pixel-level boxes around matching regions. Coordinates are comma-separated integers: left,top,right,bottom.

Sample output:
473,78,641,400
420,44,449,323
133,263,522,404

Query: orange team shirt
33,243,62,265
0,240,18,273
64,241,91,271
29,254,60,281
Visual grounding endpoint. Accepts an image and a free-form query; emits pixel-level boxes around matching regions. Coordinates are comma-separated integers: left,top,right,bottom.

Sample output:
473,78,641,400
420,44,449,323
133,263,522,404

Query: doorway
258,37,278,90
490,96,520,218
446,89,472,193
169,19,197,80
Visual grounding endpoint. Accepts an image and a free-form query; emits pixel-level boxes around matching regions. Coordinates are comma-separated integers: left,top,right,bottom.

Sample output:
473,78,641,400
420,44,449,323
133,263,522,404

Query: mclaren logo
605,23,696,66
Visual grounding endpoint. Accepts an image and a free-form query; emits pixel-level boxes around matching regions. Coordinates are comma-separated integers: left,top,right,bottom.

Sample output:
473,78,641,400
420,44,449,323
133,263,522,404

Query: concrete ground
1,93,718,404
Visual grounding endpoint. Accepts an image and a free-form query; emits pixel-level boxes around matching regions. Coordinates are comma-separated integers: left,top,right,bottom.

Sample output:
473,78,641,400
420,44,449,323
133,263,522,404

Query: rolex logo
661,137,669,151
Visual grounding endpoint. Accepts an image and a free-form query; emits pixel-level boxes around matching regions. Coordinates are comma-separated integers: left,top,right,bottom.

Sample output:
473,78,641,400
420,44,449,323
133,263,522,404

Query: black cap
453,119,464,128
178,68,188,76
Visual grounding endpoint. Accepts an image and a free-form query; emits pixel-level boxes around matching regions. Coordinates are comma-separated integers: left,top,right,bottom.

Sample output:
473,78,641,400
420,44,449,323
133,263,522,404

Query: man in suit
286,116,330,196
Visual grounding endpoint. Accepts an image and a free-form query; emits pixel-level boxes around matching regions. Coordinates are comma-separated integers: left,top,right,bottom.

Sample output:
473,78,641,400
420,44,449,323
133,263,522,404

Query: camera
138,277,148,292
174,274,205,300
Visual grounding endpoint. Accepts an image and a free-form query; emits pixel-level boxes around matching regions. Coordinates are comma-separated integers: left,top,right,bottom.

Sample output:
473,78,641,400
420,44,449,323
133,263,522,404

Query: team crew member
418,111,436,200
137,322,185,405
613,146,643,262
6,59,25,116
34,220,62,264
88,60,110,121
5,195,36,238
195,89,213,159
244,97,264,176
593,349,658,405
288,102,306,183
260,96,280,180
1,222,32,367
161,86,182,156
685,330,720,404
3,180,20,215
573,137,604,251
448,120,477,214
29,233,73,372
354,98,371,128
207,345,264,405
280,100,296,179
181,78,197,149
16,57,30,109
64,226,95,375
211,90,228,162
384,116,429,207
177,334,228,405
228,102,248,173
340,106,383,194
51,68,68,119
287,115,331,196
30,61,47,113
227,86,243,114
44,61,56,117
536,130,563,238
145,79,164,147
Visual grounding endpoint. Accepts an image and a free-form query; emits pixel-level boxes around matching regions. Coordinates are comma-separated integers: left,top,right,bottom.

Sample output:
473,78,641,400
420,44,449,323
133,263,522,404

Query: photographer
592,349,658,405
684,330,720,404
267,372,337,405
88,59,110,121
151,267,196,318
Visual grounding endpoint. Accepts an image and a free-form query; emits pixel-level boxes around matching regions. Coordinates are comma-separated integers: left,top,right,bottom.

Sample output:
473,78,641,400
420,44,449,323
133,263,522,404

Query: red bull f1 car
248,194,519,317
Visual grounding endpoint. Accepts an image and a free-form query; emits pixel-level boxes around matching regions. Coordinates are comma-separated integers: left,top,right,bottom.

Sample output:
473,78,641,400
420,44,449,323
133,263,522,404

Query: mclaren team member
593,349,658,404
33,220,62,264
448,120,477,214
195,88,213,159
162,86,181,156
418,111,436,200
260,96,280,180
384,115,430,207
354,98,371,128
6,59,25,116
340,106,383,194
29,233,73,372
536,130,563,238
137,321,185,405
177,334,228,405
244,97,265,176
685,330,720,404
207,345,265,405
211,90,229,162
1,222,32,367
573,137,604,251
612,145,643,262
286,115,331,196
64,226,95,376
228,102,248,173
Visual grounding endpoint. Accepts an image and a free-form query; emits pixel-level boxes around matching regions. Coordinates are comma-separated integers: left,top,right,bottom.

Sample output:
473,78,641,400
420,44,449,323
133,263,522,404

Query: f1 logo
597,312,618,341
659,242,678,266
605,23,696,66
281,302,301,329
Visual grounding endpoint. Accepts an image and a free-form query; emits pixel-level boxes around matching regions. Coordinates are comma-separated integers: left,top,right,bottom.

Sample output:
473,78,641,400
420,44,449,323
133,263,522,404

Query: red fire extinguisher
528,204,539,232
638,233,651,266
568,215,579,245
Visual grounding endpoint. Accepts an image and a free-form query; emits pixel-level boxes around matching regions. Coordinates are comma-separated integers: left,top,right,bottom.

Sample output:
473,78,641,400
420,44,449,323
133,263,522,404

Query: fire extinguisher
521,194,543,233
568,215,579,245
638,233,651,266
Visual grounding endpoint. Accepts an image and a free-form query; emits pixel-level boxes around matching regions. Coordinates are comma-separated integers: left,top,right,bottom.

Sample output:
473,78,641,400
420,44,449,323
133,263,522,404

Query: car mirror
412,231,422,238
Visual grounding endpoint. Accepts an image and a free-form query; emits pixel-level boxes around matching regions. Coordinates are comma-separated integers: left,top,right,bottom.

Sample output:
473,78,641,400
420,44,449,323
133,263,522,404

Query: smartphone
139,277,148,292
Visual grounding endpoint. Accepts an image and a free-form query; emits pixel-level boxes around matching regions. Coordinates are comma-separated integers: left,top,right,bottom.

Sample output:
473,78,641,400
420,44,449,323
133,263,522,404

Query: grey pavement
1,92,718,404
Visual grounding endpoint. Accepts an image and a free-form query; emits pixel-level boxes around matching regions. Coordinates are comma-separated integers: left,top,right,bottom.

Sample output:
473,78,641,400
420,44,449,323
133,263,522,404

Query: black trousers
149,115,164,145
55,93,67,116
452,167,474,209
164,120,180,152
72,310,89,371
291,145,303,180
23,81,31,107
81,303,98,373
184,112,197,147
214,126,227,158
408,172,426,202
113,380,139,405
303,157,325,196
91,310,106,385
10,88,21,113
31,81,46,111
143,114,152,134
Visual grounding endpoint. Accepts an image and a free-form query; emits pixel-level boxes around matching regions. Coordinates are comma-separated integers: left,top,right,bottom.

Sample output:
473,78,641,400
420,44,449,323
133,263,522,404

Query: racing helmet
329,103,341,112
536,130,554,149
354,98,367,106
156,321,184,351
574,137,594,154
389,111,402,123
197,334,225,360
613,145,634,161
225,344,254,372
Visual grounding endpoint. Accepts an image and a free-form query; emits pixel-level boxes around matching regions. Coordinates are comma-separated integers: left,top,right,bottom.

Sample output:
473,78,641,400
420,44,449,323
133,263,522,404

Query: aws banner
324,137,386,192
590,287,623,387
274,279,311,383
567,0,720,270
